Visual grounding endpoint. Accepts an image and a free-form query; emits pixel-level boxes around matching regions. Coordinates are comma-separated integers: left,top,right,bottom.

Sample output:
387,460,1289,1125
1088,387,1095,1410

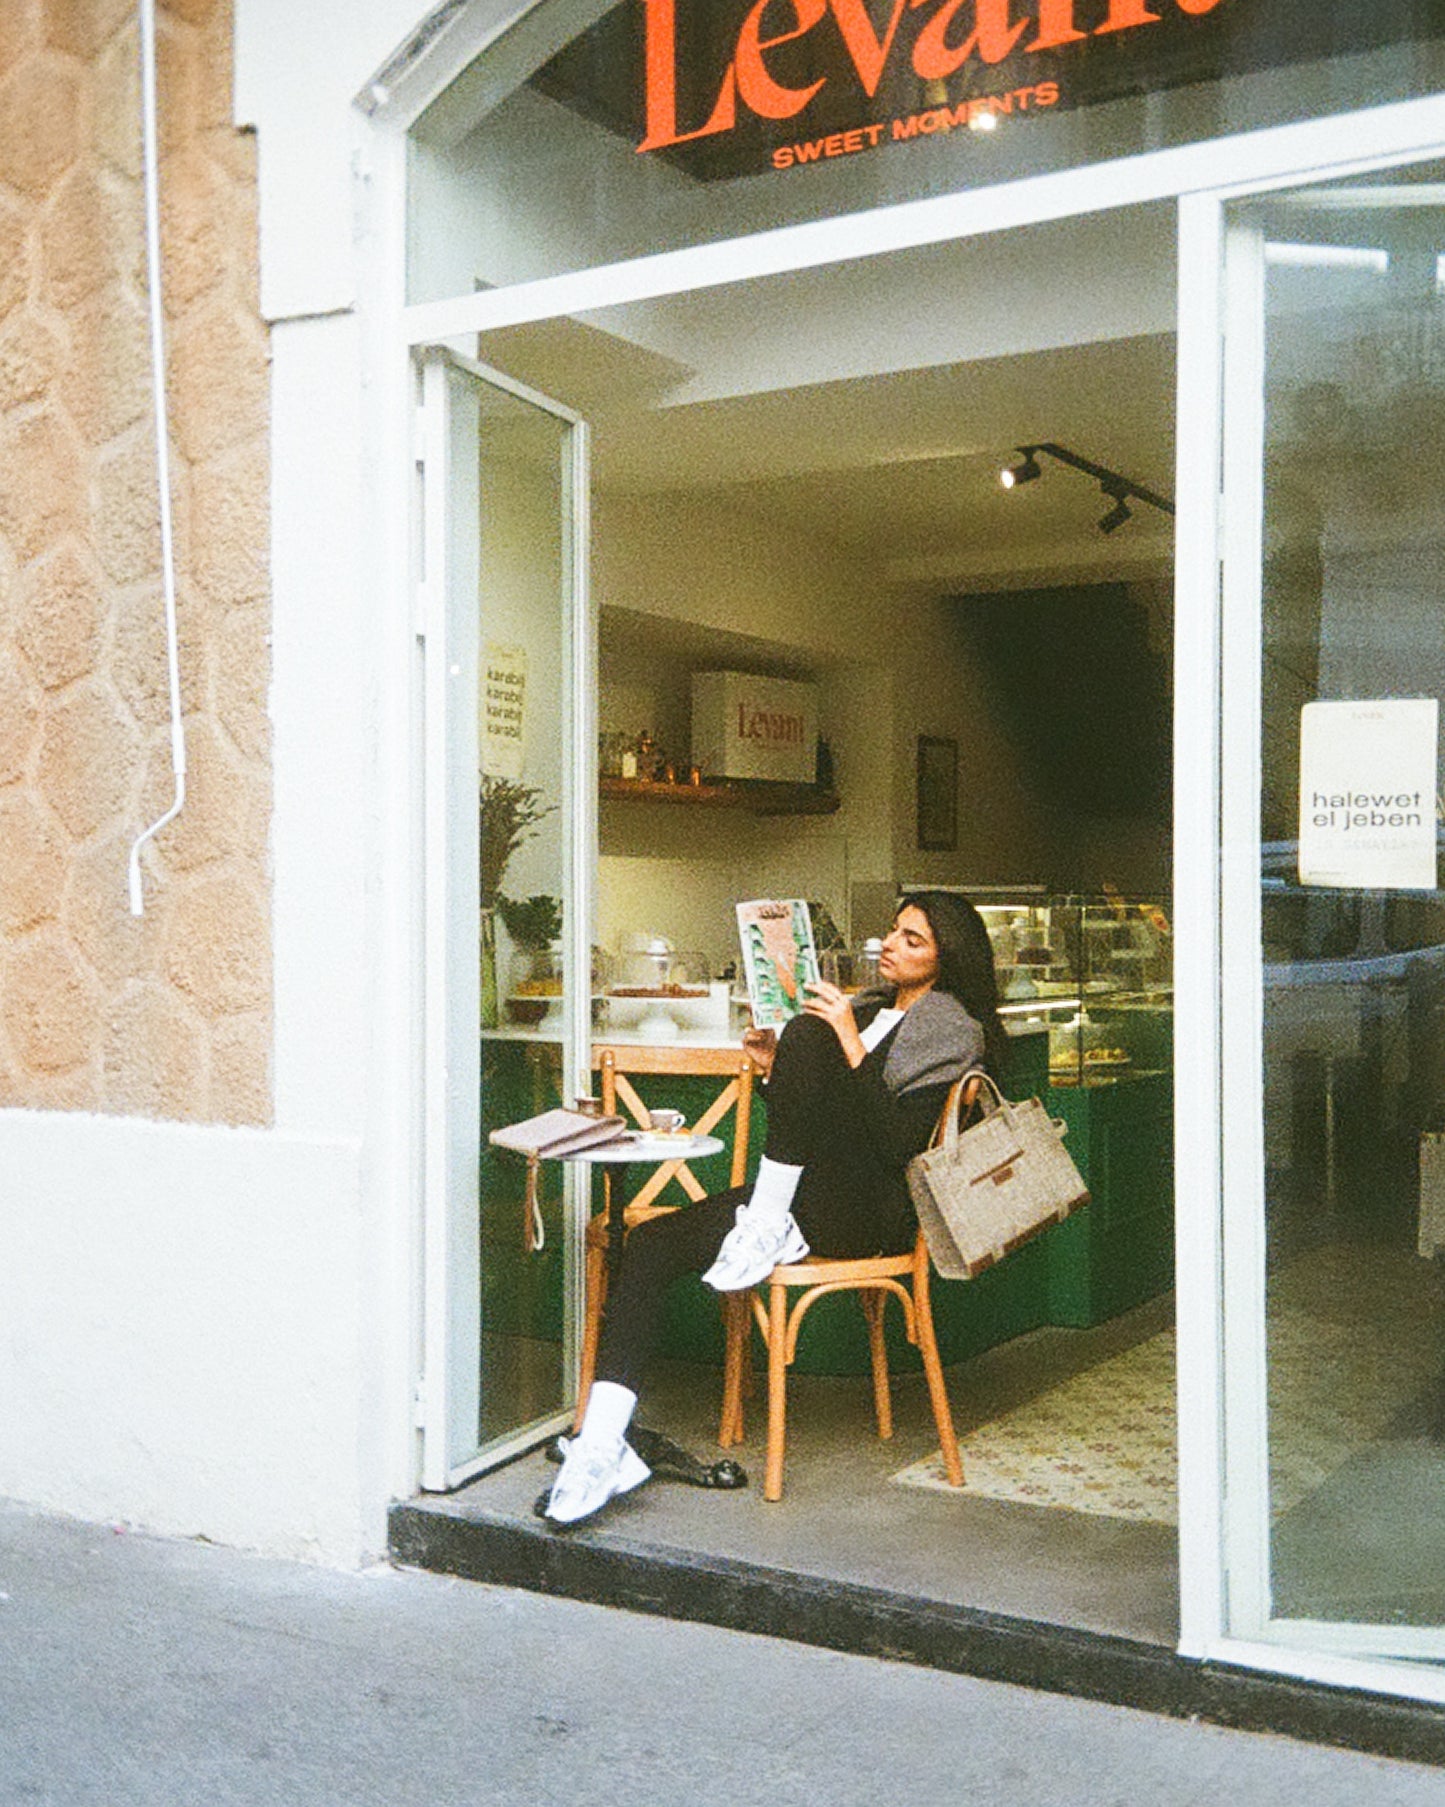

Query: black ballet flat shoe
629,1426,748,1490
703,1458,748,1490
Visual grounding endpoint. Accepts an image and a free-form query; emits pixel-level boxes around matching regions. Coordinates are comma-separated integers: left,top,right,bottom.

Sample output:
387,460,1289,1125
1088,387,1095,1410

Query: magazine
735,898,820,1030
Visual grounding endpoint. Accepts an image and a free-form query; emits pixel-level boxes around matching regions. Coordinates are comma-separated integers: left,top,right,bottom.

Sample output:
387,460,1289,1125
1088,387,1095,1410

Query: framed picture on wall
916,735,958,852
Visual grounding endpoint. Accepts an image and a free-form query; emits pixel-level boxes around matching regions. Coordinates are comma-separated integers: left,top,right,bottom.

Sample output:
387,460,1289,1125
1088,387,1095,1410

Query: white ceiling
478,207,1179,594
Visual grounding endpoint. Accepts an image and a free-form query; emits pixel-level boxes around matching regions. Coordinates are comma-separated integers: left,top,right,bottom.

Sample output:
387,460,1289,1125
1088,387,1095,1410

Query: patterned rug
893,1306,1439,1525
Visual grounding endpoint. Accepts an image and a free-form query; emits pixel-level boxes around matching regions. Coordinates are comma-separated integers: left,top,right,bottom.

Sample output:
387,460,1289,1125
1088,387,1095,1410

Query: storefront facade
6,0,1445,1732
367,0,1445,1706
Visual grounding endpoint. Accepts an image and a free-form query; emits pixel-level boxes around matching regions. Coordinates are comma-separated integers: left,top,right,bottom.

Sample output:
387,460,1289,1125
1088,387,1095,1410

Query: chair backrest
593,1043,758,1211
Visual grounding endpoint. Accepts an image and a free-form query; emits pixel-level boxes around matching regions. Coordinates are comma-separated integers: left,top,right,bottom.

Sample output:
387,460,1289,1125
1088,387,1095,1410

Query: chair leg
764,1278,788,1502
718,1292,747,1447
575,1243,606,1432
914,1271,963,1487
862,1291,893,1440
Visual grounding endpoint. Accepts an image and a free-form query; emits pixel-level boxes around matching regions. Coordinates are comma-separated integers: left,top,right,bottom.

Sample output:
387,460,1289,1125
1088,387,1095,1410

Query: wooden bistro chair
576,1043,759,1425
717,1078,982,1503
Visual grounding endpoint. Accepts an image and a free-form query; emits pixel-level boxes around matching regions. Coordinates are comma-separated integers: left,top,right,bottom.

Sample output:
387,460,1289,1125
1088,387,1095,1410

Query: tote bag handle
932,1068,1009,1152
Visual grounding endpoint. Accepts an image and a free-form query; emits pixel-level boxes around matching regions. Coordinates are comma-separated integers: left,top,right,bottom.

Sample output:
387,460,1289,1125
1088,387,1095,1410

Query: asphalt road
1,1499,1441,1806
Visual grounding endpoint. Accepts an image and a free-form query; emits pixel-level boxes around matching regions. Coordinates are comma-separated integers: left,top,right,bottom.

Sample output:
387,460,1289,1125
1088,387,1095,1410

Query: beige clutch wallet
489,1108,628,1253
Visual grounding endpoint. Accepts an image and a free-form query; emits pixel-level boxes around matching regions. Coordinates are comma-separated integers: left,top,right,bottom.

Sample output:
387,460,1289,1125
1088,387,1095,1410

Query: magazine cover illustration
736,899,820,1030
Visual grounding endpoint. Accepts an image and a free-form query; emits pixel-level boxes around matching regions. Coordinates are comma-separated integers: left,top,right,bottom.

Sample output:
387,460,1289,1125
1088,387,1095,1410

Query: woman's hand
802,980,867,1068
741,1026,777,1080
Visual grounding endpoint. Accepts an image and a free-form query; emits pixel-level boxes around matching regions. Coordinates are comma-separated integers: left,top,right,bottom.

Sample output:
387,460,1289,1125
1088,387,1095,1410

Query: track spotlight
994,442,1174,534
1098,491,1133,535
1000,450,1042,489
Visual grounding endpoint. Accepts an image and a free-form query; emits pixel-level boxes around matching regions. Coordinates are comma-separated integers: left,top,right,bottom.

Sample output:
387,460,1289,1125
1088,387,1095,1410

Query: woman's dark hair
898,890,1008,1076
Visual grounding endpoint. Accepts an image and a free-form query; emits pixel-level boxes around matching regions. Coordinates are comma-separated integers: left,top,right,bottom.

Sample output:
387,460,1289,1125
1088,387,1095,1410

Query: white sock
575,1380,637,1451
743,1156,803,1226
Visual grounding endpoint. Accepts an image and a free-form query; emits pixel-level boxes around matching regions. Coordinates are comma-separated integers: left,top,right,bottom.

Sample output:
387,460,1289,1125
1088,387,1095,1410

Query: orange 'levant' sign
637,0,1226,155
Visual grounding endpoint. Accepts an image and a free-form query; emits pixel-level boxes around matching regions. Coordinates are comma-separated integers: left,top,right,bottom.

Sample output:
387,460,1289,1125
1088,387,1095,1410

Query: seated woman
545,889,1006,1526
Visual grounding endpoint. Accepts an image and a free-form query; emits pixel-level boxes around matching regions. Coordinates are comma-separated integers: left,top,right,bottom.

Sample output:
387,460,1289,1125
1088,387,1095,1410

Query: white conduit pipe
127,0,186,915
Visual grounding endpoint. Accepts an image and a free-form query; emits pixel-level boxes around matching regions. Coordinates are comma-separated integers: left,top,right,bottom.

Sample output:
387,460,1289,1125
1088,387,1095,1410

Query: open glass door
1219,159,1445,1669
416,346,592,1490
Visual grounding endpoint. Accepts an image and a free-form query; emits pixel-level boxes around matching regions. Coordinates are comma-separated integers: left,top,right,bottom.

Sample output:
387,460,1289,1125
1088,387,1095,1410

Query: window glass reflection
1254,164,1445,1628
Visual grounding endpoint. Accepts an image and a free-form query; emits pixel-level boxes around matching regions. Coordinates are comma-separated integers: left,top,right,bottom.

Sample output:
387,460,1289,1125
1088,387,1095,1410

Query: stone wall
0,0,271,1123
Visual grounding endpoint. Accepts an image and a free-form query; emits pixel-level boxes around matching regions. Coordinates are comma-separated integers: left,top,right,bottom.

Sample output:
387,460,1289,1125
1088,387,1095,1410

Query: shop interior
464,205,1186,1644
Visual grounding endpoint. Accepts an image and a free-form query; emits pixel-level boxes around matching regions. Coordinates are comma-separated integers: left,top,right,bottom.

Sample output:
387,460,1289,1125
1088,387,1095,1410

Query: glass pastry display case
601,942,724,1041
956,888,1176,1326
976,892,1173,1088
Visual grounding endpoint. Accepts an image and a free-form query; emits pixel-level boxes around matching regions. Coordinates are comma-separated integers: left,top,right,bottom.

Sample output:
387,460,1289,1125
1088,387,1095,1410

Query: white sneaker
701,1209,809,1292
543,1434,650,1525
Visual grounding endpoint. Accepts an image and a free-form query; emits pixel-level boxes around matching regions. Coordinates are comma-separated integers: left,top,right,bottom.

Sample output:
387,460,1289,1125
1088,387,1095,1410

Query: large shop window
1221,160,1445,1661
407,0,1445,305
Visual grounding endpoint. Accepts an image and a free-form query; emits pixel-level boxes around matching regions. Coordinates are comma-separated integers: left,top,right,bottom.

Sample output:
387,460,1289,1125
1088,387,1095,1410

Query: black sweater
848,990,985,1171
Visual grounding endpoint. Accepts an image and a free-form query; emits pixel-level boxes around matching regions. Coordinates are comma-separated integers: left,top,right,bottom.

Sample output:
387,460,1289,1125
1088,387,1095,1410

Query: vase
479,907,500,1029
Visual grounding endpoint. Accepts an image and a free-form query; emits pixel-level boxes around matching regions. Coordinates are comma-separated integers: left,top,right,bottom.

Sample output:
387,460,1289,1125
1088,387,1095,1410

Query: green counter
479,1028,1174,1382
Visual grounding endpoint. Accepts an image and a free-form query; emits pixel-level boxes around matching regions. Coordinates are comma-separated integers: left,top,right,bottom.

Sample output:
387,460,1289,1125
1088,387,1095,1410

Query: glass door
1220,161,1445,1665
416,346,592,1490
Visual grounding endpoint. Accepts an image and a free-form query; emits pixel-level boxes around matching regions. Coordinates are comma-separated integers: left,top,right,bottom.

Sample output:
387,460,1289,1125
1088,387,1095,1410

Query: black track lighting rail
1002,441,1175,532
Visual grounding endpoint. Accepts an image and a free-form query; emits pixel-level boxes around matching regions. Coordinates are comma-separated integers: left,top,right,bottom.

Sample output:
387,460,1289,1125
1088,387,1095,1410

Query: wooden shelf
600,776,840,817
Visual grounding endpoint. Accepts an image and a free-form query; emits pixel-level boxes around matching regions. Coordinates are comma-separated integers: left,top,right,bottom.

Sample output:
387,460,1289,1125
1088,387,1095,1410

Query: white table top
558,1133,724,1164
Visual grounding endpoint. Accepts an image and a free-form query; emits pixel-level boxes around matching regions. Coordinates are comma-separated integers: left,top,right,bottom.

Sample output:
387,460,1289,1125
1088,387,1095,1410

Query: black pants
594,1013,913,1396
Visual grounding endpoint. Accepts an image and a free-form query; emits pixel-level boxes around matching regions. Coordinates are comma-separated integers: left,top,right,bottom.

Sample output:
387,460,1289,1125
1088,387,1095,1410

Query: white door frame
415,345,593,1490
362,9,1445,1696
397,96,1445,343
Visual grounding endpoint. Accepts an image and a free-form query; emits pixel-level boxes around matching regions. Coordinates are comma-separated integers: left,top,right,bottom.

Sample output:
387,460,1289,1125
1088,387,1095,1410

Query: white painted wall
0,1113,366,1561
603,209,1176,406
0,6,435,1562
270,316,372,1142
235,0,456,319
592,479,1064,961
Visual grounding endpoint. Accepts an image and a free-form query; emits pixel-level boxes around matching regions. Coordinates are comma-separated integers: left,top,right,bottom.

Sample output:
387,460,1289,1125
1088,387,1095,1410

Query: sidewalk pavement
1,1499,1440,1807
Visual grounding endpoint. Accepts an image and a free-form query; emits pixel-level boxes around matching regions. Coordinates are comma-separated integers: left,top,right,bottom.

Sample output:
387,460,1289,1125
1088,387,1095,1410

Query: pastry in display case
608,944,710,1000
505,947,564,1026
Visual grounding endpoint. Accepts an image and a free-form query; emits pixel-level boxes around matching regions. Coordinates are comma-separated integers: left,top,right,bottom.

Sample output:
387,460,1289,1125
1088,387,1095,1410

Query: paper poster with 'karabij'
482,643,526,780
1298,699,1438,891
